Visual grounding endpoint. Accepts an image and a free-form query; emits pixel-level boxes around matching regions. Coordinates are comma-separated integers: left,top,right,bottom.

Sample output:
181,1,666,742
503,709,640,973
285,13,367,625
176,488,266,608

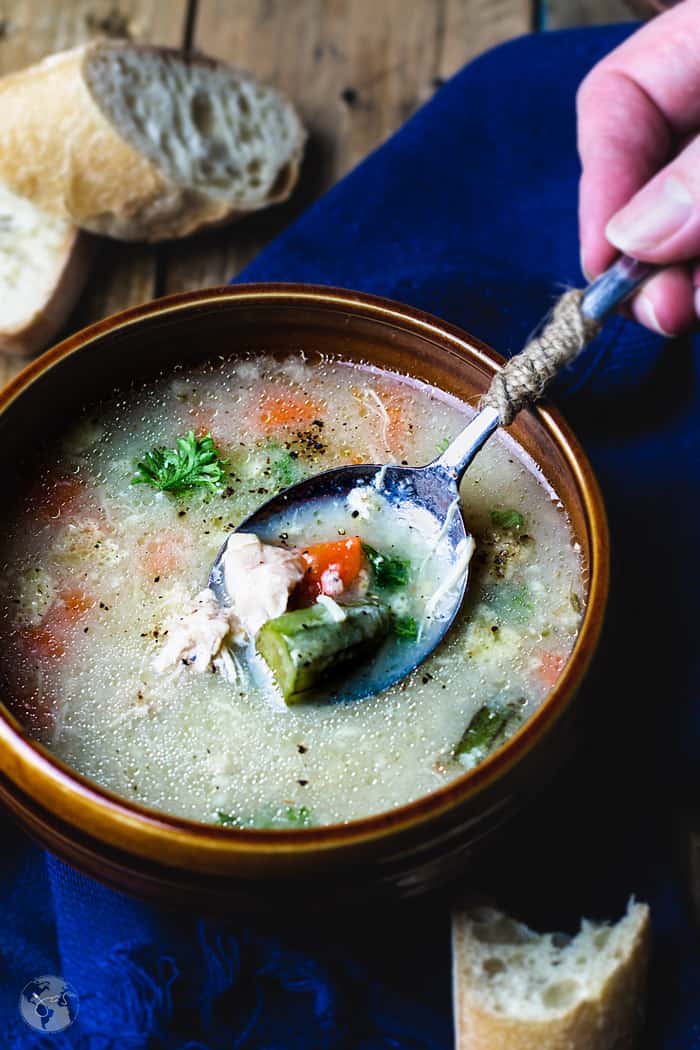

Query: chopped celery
216,805,314,829
490,508,525,530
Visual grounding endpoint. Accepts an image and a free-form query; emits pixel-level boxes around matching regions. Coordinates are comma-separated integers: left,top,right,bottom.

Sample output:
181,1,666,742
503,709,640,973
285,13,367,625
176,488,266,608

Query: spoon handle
435,254,658,482
580,254,657,322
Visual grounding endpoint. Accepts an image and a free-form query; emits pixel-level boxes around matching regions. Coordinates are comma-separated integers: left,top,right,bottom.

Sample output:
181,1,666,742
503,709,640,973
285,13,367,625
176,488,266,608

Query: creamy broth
0,355,584,827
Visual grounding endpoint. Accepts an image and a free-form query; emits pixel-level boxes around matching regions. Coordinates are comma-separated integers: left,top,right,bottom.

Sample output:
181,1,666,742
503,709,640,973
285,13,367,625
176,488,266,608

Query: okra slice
455,700,525,764
256,599,392,702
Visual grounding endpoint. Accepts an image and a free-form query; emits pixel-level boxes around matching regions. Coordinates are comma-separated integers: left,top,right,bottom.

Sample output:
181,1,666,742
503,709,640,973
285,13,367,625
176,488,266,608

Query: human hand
577,0,700,335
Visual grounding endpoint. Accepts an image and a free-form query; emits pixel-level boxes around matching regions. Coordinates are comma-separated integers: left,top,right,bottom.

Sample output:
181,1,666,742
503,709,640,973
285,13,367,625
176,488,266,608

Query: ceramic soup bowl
0,285,608,911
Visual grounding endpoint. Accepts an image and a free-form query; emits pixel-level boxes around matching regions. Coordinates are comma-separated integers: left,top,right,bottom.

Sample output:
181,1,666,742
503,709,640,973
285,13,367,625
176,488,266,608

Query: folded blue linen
2,23,699,1049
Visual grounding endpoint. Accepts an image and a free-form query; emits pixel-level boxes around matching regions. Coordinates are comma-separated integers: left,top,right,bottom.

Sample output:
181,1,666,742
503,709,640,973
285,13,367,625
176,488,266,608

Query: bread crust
0,43,305,242
0,228,93,355
452,904,651,1050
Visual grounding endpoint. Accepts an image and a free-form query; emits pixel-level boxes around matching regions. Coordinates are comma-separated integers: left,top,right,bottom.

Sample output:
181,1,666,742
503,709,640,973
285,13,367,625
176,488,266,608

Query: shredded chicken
221,532,305,639
154,588,243,674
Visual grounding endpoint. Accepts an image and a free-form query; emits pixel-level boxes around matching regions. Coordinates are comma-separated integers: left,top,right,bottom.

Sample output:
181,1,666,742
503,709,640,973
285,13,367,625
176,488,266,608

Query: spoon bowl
209,407,501,702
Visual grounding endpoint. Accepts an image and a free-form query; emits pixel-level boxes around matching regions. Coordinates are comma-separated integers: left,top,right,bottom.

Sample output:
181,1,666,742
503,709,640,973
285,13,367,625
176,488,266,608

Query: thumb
605,135,700,263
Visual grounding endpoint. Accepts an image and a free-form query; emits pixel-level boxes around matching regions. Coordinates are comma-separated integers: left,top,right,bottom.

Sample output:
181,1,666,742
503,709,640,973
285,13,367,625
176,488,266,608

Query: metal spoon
210,256,655,702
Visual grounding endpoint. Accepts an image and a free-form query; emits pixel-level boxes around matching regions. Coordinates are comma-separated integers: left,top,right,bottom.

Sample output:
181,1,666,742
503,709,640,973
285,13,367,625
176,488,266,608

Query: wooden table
0,0,637,386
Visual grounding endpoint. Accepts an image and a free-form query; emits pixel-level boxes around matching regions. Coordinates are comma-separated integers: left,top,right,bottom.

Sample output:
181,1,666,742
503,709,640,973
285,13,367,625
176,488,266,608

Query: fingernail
606,175,693,253
638,294,676,337
579,248,593,282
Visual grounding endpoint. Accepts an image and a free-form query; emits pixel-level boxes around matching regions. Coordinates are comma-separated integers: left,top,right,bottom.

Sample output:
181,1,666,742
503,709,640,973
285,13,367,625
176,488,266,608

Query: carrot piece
27,476,86,520
294,537,364,605
22,587,94,660
25,623,66,660
535,651,567,688
257,389,324,431
59,588,95,621
142,532,186,576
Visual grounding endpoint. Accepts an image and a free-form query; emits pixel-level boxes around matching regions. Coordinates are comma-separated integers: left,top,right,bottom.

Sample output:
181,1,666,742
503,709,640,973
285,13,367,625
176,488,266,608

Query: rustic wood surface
0,0,642,386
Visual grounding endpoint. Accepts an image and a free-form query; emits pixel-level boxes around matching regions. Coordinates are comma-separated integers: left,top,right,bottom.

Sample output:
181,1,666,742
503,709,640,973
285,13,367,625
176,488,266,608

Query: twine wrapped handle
481,289,602,426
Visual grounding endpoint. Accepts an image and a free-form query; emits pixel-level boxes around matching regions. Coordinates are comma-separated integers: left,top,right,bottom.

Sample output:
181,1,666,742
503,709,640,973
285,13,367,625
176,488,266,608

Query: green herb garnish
436,436,450,455
362,543,410,589
131,431,227,495
216,810,238,827
265,441,303,490
394,615,418,640
490,508,525,530
216,805,314,830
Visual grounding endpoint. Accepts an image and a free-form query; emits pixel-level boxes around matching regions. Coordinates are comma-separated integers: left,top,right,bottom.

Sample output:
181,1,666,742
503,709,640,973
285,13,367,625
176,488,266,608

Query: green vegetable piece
216,805,314,829
265,441,303,490
455,701,525,762
131,431,227,495
394,615,418,640
455,706,509,760
273,805,313,829
216,810,238,827
436,437,450,455
256,599,392,702
490,508,525,530
362,543,410,589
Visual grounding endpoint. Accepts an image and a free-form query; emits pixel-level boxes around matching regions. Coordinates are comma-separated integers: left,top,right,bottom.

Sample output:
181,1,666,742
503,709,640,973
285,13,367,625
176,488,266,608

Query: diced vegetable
490,508,525,530
256,598,392,702
436,437,450,455
394,615,418,640
485,581,532,624
535,650,566,688
362,544,410,590
295,536,364,605
258,390,324,431
265,441,303,490
131,431,227,495
26,476,87,521
22,586,94,661
142,532,192,576
217,805,314,829
455,701,524,763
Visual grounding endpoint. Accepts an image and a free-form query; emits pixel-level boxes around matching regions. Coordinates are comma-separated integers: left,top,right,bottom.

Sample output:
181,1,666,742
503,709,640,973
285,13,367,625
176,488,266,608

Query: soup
0,355,584,827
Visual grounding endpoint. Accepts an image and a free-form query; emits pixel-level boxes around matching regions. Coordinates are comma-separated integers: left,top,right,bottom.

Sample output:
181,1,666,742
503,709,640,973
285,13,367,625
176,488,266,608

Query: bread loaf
0,42,306,242
452,899,650,1050
0,181,91,355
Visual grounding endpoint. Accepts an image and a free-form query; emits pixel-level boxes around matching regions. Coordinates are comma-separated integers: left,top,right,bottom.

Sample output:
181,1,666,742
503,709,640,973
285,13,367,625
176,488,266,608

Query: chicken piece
154,588,243,674
221,532,305,639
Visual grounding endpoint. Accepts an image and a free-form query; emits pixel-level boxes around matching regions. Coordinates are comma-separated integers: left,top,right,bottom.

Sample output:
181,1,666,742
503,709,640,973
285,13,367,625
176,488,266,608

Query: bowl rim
0,282,609,855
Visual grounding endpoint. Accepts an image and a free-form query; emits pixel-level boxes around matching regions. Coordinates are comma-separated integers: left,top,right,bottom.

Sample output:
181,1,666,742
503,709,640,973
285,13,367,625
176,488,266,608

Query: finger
576,0,700,277
693,262,700,321
605,135,700,262
628,266,696,336
589,1,700,137
577,69,671,277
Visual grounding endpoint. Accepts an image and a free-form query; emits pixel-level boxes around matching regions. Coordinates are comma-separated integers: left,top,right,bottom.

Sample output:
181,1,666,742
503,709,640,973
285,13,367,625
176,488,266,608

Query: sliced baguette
0,42,305,242
0,181,92,355
452,899,650,1050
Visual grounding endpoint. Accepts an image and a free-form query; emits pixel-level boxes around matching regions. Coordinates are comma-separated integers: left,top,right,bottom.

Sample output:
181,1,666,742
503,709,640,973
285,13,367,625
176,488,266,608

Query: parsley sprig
131,431,227,495
362,543,410,589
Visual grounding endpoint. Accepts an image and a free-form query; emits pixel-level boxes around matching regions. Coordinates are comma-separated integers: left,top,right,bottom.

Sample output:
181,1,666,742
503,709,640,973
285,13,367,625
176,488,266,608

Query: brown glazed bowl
0,284,608,912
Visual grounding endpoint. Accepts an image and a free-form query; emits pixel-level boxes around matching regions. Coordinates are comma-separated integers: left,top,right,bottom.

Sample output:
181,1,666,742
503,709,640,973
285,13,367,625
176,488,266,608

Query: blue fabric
2,23,699,1048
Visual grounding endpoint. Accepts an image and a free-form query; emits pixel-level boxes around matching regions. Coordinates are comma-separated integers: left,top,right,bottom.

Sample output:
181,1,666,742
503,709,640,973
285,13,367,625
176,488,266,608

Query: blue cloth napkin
3,24,699,1049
